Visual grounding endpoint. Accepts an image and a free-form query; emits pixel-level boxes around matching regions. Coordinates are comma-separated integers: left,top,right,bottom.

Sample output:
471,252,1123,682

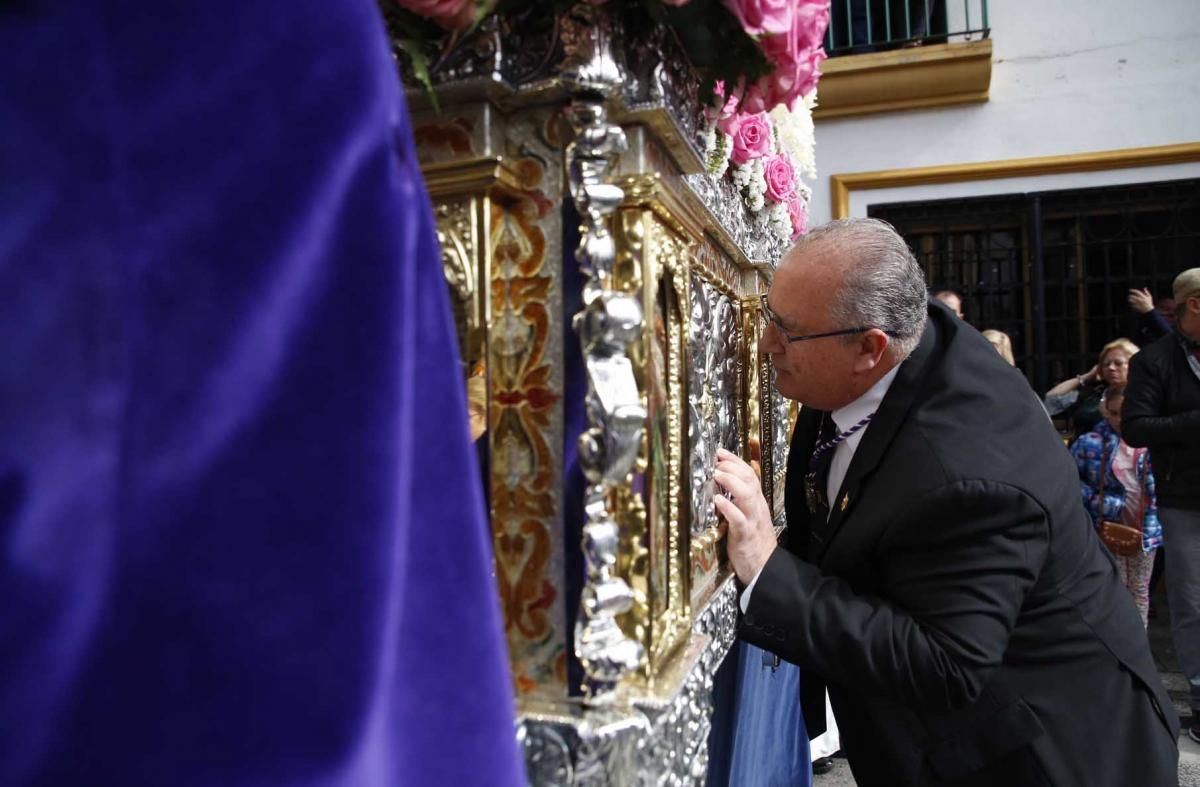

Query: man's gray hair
789,217,928,358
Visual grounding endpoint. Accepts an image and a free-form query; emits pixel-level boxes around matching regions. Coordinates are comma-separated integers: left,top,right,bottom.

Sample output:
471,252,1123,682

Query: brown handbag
1097,443,1144,558
1099,520,1142,557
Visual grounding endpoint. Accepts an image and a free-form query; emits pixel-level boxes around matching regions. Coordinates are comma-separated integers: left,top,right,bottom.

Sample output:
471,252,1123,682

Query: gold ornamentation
435,198,481,373
604,194,695,681
420,140,568,699
741,294,767,507
692,236,742,296
644,216,693,677
394,7,794,781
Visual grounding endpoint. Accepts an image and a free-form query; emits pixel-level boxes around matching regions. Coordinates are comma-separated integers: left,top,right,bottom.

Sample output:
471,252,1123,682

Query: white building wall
811,0,1200,223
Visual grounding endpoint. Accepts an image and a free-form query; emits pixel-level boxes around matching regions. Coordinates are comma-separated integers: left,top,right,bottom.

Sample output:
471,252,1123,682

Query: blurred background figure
1123,267,1200,743
1045,338,1139,439
982,329,1016,366
930,284,964,319
1071,384,1161,627
0,1,524,785
468,369,489,443
1129,286,1175,344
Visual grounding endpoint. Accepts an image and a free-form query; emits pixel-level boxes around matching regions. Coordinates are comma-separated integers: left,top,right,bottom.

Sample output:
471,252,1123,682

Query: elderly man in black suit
714,218,1179,786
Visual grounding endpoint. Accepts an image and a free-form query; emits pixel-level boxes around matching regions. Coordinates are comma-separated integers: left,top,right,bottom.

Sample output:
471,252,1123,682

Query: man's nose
759,324,779,352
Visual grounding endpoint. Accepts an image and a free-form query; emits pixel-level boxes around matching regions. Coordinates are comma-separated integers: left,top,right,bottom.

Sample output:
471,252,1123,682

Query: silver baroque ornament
633,578,740,786
564,4,646,704
683,173,788,269
519,577,740,786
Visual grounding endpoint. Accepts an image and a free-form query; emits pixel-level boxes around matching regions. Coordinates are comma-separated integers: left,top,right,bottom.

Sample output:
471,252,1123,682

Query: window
870,178,1200,392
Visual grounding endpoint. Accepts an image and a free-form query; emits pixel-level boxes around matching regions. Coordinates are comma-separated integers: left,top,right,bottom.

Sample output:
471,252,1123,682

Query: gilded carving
434,198,481,373
649,224,691,674
414,116,477,163
397,4,791,777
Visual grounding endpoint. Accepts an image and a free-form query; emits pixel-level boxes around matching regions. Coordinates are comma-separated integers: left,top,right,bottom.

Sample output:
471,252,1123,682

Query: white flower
711,94,822,220
732,161,754,189
770,91,818,181
767,201,792,243
742,158,768,213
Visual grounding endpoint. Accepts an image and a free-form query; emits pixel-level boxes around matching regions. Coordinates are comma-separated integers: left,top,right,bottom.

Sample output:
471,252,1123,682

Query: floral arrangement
393,0,829,241
702,85,819,243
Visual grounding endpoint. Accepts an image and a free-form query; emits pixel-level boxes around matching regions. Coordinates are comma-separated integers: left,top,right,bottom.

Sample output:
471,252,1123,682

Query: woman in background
1046,337,1138,438
981,329,1015,366
1070,383,1161,626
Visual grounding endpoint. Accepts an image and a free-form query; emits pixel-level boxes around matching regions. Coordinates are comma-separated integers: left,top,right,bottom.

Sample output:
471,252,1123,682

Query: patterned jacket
1069,421,1162,552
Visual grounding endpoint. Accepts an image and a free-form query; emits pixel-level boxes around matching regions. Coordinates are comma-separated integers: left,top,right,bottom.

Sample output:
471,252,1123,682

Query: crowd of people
931,271,1200,741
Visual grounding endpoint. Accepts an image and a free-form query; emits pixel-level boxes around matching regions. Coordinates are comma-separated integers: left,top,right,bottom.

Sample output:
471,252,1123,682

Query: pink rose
740,1,829,113
723,111,773,165
787,197,808,239
763,154,796,203
395,0,475,31
792,0,831,46
749,40,826,112
724,0,794,36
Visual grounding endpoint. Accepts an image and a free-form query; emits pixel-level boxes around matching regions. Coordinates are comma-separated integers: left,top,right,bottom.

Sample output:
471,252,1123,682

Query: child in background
1070,384,1162,626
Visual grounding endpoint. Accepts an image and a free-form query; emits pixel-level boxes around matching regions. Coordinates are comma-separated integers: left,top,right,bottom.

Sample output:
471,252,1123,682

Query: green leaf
400,38,441,114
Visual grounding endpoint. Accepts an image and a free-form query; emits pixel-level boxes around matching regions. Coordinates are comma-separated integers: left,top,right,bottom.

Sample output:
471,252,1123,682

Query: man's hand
1128,287,1155,315
714,448,777,584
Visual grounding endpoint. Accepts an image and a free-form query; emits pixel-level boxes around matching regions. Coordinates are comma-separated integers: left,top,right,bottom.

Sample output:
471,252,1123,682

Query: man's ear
852,329,890,373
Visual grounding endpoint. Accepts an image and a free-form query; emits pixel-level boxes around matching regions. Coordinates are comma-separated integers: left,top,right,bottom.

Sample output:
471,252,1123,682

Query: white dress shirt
740,366,901,613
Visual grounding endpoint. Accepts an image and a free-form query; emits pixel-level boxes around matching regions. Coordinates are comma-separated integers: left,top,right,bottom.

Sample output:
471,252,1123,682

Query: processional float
388,1,825,782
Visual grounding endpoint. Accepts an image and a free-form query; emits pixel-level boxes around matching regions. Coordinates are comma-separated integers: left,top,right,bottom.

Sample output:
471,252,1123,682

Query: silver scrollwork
523,575,739,782
688,273,743,536
565,5,646,703
683,173,788,268
519,576,739,785
633,577,739,786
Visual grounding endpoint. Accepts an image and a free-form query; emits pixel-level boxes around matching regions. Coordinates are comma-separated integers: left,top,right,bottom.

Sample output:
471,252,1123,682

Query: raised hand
1127,287,1154,315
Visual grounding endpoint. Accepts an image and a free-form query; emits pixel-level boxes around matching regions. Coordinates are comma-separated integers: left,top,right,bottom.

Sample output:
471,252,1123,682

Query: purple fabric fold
0,1,524,784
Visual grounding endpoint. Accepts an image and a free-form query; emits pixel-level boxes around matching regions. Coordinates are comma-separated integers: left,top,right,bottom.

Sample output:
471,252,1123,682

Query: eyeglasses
760,294,900,345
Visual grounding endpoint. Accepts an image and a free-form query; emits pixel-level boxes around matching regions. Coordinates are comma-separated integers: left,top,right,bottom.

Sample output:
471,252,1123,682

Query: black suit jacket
741,304,1179,786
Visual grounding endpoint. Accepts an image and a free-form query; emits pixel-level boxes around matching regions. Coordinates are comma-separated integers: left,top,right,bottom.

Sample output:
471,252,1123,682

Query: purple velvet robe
0,1,524,784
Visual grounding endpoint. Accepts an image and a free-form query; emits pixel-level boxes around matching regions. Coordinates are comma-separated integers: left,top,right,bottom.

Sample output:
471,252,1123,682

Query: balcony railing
825,0,989,57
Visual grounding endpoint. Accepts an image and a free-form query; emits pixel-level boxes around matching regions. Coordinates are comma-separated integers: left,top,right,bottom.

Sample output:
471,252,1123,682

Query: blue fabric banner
0,1,524,785
707,641,812,787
